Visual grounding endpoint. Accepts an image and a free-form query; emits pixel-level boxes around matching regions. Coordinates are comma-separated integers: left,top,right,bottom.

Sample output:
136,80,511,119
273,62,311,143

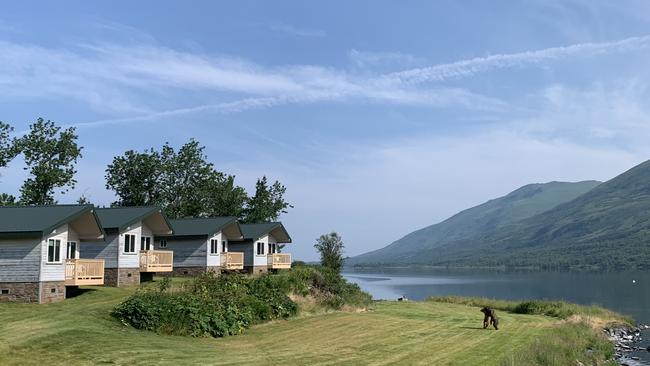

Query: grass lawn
0,282,568,366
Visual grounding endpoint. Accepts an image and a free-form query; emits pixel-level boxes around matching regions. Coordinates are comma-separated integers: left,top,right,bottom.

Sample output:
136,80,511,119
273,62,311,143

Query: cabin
155,217,244,276
0,205,105,303
80,207,173,286
229,222,292,274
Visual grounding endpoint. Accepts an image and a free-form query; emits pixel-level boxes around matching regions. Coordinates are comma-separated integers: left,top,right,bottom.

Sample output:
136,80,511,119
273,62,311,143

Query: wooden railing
220,252,244,270
268,253,291,269
65,259,105,286
139,250,173,272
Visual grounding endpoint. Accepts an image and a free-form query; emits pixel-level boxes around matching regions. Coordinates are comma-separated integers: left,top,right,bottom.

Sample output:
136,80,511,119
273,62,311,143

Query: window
141,236,152,251
210,239,218,255
221,241,227,253
47,239,61,263
1,289,8,295
124,234,136,253
256,242,264,255
67,241,77,259
159,239,167,248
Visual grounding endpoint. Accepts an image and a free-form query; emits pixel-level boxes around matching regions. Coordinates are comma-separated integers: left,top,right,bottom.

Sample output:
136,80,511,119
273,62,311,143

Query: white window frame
140,236,152,251
221,240,228,253
209,239,219,255
123,234,136,254
256,241,264,256
67,241,77,259
159,239,167,249
47,239,62,263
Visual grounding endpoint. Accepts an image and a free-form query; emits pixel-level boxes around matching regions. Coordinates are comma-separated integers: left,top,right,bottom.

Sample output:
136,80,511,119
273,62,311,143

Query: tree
242,176,292,223
314,232,344,273
76,194,92,205
0,193,17,206
0,121,17,168
106,149,163,206
17,118,82,205
105,139,250,219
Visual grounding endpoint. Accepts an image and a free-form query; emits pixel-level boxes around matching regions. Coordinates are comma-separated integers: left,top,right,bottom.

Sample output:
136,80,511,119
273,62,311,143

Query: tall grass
427,296,632,323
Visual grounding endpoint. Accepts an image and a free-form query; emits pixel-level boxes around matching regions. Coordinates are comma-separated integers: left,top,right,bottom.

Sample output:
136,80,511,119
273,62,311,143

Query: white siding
0,237,42,282
253,234,270,267
40,224,81,282
206,232,222,267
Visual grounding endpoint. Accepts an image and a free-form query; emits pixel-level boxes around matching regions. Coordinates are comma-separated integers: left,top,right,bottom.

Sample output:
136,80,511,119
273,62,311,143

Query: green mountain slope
433,159,650,269
348,180,601,265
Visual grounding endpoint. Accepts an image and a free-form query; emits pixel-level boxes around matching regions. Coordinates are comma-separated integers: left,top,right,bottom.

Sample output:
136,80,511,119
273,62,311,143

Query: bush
112,266,370,337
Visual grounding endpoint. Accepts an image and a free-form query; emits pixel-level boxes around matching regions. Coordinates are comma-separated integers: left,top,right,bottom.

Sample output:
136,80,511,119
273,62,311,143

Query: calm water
343,268,650,364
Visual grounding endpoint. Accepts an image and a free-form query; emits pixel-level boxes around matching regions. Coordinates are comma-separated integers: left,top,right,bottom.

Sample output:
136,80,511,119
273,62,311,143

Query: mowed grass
0,285,565,366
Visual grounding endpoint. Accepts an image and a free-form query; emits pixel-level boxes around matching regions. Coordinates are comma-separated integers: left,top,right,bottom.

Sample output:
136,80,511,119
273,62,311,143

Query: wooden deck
139,250,173,272
268,253,292,269
64,259,105,286
220,252,244,270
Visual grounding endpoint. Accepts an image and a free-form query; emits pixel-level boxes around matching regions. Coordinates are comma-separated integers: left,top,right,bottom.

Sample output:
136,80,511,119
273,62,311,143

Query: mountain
348,180,601,265
434,159,650,269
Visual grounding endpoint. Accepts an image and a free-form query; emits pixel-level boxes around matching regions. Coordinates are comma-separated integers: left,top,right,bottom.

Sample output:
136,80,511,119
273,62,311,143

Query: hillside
431,159,650,269
349,180,600,265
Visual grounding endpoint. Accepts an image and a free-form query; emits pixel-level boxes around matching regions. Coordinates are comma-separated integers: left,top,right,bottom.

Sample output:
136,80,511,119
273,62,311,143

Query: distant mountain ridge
349,180,601,265
351,159,650,269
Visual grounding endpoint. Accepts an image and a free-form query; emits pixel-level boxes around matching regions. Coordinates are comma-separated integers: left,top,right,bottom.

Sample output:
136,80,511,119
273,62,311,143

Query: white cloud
348,49,422,68
381,34,650,85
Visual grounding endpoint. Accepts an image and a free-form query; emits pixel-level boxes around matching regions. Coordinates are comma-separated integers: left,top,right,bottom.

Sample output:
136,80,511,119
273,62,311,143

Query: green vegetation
0,283,625,366
348,181,600,266
112,266,371,337
314,231,345,273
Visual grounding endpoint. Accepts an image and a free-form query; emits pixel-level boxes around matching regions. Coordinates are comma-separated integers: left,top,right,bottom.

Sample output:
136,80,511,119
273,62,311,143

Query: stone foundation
104,268,140,287
247,265,269,275
0,282,39,303
172,266,207,277
40,281,66,303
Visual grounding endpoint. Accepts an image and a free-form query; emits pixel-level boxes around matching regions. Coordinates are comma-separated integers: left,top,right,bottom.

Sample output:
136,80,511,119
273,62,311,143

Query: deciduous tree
314,232,345,273
17,118,82,205
242,176,292,223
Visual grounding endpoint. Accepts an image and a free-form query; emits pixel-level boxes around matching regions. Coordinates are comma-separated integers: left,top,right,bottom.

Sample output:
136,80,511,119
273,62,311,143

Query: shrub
112,266,369,338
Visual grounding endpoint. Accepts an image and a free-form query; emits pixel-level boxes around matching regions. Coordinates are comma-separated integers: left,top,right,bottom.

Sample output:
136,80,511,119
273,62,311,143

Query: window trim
209,239,219,255
67,241,77,259
221,240,228,253
140,236,152,251
159,239,167,249
256,241,265,256
123,234,136,254
47,239,62,263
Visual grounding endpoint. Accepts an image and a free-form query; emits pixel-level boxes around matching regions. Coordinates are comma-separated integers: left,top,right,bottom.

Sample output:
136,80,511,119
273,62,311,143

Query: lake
343,268,650,364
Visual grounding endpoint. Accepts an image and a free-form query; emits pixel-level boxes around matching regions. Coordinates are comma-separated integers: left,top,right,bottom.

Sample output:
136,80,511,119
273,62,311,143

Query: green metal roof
95,206,170,232
167,217,241,238
0,205,101,238
239,222,292,243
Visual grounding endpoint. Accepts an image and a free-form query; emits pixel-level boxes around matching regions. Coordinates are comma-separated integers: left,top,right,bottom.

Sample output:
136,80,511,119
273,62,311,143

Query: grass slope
433,159,650,269
0,285,586,366
349,181,600,265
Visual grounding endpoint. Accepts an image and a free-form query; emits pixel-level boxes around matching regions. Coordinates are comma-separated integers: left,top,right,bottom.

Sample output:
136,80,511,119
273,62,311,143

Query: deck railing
139,250,174,272
65,259,105,286
220,252,244,270
268,253,291,269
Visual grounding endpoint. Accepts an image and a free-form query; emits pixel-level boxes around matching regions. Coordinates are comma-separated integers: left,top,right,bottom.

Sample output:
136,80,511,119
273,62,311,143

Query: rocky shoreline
605,325,649,365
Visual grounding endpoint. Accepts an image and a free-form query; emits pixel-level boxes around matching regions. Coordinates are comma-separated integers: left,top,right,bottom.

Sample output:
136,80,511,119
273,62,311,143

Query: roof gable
95,207,172,234
240,222,292,243
0,205,103,239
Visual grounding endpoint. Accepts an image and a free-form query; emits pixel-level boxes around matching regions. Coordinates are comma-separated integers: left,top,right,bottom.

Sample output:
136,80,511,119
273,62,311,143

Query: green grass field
0,283,613,366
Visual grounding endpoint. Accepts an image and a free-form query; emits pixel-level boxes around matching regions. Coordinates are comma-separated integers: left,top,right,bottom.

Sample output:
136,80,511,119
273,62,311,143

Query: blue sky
2,1,650,260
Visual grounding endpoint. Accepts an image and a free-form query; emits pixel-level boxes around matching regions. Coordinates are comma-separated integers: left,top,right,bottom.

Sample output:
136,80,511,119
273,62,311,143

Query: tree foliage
242,176,292,223
314,232,345,273
16,118,82,205
106,139,252,219
0,121,17,168
0,193,17,206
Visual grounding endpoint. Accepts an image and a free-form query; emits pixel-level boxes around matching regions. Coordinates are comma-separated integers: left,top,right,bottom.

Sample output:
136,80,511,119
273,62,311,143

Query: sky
2,0,650,261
